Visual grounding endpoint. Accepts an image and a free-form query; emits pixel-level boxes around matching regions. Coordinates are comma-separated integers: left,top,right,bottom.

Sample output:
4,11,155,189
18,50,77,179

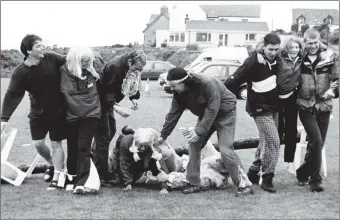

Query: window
175,33,179,42
228,66,239,77
144,62,154,70
196,33,211,42
246,34,256,41
180,33,185,42
241,19,248,22
169,33,174,42
202,65,226,77
154,62,166,70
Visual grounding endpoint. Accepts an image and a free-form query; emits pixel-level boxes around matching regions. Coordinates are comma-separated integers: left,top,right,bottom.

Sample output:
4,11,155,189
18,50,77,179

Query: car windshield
189,62,210,73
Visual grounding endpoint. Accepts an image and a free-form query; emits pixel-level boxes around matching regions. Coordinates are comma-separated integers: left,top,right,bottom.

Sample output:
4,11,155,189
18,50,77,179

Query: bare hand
157,171,169,182
124,184,132,191
160,188,169,194
1,121,8,133
156,137,165,145
322,89,335,100
188,132,200,144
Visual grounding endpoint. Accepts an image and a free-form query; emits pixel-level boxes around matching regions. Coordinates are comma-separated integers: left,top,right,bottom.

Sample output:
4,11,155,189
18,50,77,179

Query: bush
330,30,339,45
186,44,199,51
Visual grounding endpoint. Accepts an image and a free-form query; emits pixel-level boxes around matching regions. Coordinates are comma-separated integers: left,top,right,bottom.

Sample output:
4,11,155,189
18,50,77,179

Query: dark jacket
118,134,160,187
60,64,101,122
224,51,281,117
98,53,132,111
277,51,303,96
160,73,236,139
297,50,339,113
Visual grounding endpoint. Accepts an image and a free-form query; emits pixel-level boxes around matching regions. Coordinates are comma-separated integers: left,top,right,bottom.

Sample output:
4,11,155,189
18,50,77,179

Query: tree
128,43,133,48
301,24,310,36
291,24,299,33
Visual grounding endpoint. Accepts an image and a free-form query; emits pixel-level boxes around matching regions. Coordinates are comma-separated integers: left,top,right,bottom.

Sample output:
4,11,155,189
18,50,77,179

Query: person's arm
160,97,185,140
224,52,255,95
330,52,339,98
1,67,27,122
47,52,66,67
195,81,221,136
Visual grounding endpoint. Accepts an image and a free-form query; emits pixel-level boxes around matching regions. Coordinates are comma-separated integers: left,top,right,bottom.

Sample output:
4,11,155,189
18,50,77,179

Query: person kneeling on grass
116,127,182,194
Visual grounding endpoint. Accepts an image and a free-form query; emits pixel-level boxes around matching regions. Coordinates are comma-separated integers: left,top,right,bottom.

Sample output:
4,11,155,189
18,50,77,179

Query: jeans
67,118,100,186
296,110,330,184
186,108,246,187
93,108,116,179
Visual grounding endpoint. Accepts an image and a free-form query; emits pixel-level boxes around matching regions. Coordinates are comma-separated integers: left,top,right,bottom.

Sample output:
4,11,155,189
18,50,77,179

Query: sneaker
234,186,254,197
73,186,85,195
44,166,54,183
182,184,201,194
47,180,60,191
297,180,308,187
310,183,324,192
65,176,76,192
247,169,260,185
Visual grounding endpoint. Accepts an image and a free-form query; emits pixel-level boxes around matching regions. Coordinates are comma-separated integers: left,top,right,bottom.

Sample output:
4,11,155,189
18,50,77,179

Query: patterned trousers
249,113,280,175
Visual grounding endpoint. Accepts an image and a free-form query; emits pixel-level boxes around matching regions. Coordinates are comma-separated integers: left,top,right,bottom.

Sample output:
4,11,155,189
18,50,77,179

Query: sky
1,1,339,50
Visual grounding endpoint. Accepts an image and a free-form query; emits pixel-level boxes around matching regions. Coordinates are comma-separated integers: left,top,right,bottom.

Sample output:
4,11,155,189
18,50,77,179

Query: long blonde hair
66,46,100,80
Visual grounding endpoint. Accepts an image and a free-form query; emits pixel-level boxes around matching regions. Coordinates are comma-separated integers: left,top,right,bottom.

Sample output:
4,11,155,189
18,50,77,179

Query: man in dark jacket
295,28,339,192
93,51,147,186
224,33,282,193
157,68,254,196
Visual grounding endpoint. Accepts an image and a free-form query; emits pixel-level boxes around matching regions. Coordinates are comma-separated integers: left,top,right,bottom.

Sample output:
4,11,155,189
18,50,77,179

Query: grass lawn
1,79,339,219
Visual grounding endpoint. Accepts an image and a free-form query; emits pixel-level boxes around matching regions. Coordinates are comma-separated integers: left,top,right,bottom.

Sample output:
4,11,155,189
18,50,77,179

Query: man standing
157,67,254,196
224,33,281,193
93,51,146,186
295,28,339,192
1,34,66,190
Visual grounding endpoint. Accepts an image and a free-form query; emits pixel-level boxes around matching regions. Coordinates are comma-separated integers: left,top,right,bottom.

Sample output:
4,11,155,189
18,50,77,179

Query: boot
247,169,260,185
309,182,324,192
234,186,254,197
260,173,276,193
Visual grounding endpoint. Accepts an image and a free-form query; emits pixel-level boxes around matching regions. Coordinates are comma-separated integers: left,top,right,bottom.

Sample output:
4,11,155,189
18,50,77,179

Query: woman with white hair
60,46,101,194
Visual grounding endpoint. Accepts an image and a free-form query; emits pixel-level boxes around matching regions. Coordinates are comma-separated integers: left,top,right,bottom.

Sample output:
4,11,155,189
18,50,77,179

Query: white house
155,4,269,48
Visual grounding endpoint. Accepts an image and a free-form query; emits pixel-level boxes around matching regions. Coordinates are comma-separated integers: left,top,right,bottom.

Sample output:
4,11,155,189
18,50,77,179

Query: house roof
292,8,339,25
148,14,159,24
143,13,169,33
199,5,261,18
186,20,269,32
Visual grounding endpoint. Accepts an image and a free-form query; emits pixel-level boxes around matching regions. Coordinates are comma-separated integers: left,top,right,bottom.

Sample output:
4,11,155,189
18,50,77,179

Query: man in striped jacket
224,33,281,193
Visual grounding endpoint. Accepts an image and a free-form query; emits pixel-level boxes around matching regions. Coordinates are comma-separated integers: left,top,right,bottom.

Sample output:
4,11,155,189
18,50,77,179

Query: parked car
141,61,175,80
163,60,248,100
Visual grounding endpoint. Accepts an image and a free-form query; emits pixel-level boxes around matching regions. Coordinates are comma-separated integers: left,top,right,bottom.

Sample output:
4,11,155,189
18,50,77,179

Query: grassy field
1,79,339,219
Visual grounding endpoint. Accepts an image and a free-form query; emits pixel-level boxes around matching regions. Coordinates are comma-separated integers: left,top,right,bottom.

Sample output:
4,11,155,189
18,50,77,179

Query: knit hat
167,67,188,82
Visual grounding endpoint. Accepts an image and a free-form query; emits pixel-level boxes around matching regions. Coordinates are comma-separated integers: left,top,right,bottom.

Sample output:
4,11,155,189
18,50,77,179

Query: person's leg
93,109,111,180
283,93,298,163
159,144,183,173
183,128,214,194
216,108,253,196
308,111,330,191
48,116,67,183
29,117,54,182
74,118,100,189
254,114,280,193
296,110,322,186
278,98,285,144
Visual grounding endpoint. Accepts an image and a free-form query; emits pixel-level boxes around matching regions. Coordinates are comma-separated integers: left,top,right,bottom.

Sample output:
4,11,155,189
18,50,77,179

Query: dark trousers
278,92,298,162
93,109,116,179
297,110,330,184
67,118,100,186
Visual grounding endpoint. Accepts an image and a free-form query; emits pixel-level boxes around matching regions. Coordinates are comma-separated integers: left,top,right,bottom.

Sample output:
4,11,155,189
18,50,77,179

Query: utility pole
272,17,274,31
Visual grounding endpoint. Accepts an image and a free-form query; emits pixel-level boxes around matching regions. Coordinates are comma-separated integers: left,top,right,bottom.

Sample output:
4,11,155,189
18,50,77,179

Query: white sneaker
73,186,85,195
286,163,296,175
65,184,74,191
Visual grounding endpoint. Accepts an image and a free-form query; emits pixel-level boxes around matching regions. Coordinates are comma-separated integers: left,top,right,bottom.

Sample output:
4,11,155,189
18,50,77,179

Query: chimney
185,14,189,24
160,5,169,16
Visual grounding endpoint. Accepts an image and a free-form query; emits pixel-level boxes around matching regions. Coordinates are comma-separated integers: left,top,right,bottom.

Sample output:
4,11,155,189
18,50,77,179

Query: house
199,4,261,22
292,8,339,33
154,4,269,48
143,6,170,47
185,20,268,48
